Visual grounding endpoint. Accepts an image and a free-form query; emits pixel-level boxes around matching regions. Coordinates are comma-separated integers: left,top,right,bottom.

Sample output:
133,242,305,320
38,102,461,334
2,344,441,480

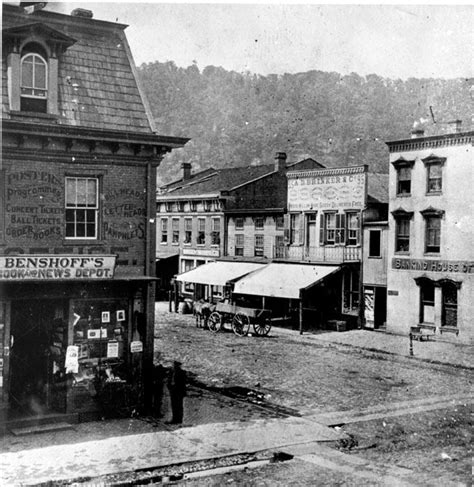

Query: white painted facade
386,130,474,343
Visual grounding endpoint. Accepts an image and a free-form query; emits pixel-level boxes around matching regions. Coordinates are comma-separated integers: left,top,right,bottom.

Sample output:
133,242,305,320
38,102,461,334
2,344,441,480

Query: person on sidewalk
166,360,187,424
151,362,166,418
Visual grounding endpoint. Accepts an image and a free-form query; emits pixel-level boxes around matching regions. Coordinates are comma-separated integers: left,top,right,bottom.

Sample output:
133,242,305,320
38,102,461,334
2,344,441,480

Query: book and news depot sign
0,255,116,280
287,166,367,212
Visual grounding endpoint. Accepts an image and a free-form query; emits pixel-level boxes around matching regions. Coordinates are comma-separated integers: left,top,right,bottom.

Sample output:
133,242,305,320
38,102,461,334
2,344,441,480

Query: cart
207,301,272,337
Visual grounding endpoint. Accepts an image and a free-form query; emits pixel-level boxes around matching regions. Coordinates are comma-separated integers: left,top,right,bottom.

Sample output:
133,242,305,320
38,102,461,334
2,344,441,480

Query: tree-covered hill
137,61,473,185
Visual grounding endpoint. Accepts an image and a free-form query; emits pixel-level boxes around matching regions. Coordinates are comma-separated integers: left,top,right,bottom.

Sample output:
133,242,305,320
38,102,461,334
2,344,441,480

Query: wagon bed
207,301,272,337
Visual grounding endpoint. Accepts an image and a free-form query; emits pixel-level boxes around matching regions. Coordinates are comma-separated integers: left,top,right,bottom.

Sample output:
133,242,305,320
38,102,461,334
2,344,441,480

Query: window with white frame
20,45,48,113
397,166,412,195
392,158,414,196
235,217,244,230
427,163,442,193
425,215,441,253
324,213,337,245
211,218,221,245
197,218,206,245
346,212,360,246
160,218,168,243
422,155,445,194
172,218,179,244
235,234,244,256
394,216,410,252
184,218,192,244
254,234,264,257
65,177,98,239
289,213,300,244
254,217,264,230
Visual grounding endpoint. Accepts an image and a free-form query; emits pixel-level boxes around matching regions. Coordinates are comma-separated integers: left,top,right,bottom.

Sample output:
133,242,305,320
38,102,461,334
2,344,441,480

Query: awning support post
299,292,304,335
173,280,179,313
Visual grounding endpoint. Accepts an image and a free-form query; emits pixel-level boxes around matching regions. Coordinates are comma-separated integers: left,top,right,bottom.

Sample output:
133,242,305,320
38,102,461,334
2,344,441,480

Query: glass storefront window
71,299,129,397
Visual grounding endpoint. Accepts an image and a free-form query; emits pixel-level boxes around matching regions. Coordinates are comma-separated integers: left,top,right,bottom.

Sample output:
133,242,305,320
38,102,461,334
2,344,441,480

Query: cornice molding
387,132,474,153
287,165,366,179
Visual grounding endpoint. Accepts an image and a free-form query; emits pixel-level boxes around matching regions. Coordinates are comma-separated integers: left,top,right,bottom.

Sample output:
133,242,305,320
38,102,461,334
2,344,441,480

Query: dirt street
154,303,472,485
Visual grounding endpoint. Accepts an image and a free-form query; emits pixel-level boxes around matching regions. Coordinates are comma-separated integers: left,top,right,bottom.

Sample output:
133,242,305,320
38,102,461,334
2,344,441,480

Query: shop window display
71,299,132,416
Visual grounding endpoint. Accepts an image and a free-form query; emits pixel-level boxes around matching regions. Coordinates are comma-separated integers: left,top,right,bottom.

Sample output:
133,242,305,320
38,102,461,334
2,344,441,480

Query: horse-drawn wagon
207,301,272,337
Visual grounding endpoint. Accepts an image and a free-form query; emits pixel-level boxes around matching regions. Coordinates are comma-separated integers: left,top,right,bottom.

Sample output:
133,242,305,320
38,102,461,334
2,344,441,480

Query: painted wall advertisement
288,166,367,212
0,255,117,280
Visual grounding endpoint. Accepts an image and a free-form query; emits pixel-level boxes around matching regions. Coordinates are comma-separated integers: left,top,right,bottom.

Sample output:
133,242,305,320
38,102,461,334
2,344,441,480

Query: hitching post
409,332,414,356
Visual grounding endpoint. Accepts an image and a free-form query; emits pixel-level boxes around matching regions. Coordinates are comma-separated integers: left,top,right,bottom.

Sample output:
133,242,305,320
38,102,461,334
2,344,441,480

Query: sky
14,2,474,80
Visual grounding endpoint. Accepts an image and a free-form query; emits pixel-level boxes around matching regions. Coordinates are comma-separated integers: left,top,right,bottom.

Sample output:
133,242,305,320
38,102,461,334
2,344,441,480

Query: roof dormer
3,22,77,116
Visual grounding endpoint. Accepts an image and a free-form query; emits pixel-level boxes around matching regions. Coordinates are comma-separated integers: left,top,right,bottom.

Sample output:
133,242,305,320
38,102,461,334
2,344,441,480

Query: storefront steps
0,411,79,436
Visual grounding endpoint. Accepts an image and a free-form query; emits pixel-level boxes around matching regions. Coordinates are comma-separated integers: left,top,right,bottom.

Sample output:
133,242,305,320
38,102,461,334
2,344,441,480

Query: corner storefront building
0,4,188,424
386,124,473,344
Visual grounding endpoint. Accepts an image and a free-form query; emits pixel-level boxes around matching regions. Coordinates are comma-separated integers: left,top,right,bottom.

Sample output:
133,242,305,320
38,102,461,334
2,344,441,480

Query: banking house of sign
0,255,117,280
287,166,367,212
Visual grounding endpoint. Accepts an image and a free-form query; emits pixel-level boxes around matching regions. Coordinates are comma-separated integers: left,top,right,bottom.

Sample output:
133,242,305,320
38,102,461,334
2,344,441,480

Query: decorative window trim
420,207,445,218
391,157,415,169
391,208,414,219
3,23,76,115
421,155,447,166
422,155,445,195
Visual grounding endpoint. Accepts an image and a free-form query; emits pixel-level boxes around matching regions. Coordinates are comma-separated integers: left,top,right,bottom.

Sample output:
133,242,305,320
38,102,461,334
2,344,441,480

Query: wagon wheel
232,313,250,337
208,312,222,333
253,318,272,337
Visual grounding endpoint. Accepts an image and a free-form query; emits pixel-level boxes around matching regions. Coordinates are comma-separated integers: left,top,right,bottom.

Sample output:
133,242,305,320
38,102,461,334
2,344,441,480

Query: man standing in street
167,361,187,424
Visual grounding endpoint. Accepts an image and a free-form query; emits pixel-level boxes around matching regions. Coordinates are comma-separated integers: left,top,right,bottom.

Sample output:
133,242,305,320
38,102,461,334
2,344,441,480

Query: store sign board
0,255,116,280
288,167,367,212
182,248,220,257
392,258,474,274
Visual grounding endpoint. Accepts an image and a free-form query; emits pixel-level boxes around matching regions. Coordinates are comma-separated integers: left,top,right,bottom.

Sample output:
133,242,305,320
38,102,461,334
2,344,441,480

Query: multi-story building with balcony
1,4,187,426
231,166,388,330
386,123,473,343
156,153,322,299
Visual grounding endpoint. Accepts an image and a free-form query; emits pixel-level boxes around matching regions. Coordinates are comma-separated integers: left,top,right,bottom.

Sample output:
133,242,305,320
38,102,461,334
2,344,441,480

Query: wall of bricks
2,156,148,269
227,215,284,259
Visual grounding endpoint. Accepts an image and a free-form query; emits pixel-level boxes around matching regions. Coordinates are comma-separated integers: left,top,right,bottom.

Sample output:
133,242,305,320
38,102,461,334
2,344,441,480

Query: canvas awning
175,261,266,287
233,263,340,299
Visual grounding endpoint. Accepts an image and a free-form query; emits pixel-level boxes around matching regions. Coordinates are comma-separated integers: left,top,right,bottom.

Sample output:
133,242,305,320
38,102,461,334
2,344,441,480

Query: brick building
231,167,388,331
1,4,187,424
156,153,322,299
386,123,473,343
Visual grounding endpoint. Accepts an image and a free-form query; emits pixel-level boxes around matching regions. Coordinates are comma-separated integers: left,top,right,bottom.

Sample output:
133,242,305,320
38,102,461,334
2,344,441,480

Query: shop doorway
9,299,67,417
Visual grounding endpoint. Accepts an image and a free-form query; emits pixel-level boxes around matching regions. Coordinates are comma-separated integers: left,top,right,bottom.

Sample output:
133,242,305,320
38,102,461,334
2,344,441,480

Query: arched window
20,44,48,112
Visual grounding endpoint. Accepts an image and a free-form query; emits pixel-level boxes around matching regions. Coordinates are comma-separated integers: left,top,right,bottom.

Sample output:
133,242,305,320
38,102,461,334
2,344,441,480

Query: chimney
447,119,462,134
181,162,192,180
274,152,287,172
410,128,424,139
71,8,94,18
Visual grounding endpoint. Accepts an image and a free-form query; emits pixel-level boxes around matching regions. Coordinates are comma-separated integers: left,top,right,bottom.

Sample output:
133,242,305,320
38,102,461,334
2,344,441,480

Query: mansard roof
2,4,155,134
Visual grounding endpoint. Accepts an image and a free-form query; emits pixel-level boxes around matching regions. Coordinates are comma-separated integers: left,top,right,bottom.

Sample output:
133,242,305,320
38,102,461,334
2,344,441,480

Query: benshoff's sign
0,255,116,280
287,166,367,212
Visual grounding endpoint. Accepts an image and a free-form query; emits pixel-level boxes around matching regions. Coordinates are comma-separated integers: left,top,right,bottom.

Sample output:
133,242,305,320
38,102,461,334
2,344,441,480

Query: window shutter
335,214,340,244
340,213,346,245
299,214,304,244
319,213,325,245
